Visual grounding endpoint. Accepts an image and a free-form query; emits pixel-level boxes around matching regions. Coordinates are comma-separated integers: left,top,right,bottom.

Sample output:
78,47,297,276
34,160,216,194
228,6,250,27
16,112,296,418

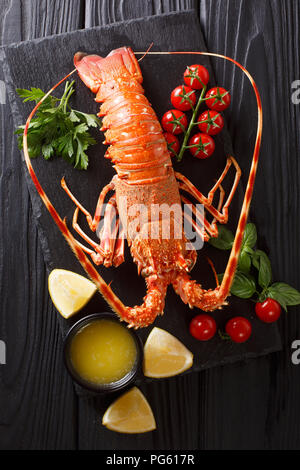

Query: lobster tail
74,46,172,186
74,52,103,93
74,47,143,96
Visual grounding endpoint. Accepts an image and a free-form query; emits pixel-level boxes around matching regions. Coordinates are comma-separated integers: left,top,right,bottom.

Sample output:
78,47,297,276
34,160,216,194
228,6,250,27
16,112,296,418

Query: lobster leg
61,177,115,231
206,157,240,206
72,207,104,265
173,272,225,311
184,212,209,243
122,275,168,328
71,195,125,267
113,223,125,267
176,156,241,223
210,183,226,230
98,196,123,267
181,184,225,240
173,148,258,312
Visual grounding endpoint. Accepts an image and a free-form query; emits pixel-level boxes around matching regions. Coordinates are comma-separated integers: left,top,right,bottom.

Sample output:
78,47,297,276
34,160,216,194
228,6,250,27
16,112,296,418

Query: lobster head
74,47,143,99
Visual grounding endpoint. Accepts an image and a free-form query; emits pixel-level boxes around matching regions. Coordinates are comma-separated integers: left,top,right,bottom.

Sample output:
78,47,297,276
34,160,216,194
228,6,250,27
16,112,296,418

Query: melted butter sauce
70,319,137,385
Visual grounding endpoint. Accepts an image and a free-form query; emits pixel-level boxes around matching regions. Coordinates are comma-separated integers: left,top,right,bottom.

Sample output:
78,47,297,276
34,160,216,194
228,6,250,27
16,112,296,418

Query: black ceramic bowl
63,312,143,394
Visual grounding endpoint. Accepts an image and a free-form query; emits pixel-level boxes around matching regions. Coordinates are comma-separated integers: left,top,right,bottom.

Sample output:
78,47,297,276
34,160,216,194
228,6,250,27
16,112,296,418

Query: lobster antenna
206,257,220,288
134,50,263,298
22,68,128,318
137,42,154,62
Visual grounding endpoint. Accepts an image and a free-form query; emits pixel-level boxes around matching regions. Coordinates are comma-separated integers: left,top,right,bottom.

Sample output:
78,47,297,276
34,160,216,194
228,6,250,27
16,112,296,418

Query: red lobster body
23,47,262,328
72,48,200,326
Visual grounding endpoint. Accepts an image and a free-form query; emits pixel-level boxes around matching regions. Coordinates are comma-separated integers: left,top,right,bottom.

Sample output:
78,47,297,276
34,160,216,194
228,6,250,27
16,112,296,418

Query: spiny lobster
23,47,262,328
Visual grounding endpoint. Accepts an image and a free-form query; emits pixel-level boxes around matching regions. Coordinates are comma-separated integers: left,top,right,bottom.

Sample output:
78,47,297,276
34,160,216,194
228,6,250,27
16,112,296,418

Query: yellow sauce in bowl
69,319,137,385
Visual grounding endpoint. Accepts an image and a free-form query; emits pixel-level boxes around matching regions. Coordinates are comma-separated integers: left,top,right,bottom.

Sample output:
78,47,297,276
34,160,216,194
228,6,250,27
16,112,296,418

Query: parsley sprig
15,81,101,170
210,223,300,311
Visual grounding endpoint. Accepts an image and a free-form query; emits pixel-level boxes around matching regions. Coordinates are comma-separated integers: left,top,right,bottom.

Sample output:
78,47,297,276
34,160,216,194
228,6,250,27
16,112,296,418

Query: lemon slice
143,327,193,378
48,269,97,318
102,387,156,434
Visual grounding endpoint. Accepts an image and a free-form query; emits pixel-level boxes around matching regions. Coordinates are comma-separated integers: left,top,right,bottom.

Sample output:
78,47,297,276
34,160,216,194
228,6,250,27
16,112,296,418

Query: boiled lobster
22,47,262,328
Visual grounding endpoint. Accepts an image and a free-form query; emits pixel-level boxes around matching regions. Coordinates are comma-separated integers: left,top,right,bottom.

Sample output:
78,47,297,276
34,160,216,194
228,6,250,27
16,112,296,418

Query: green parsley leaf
15,81,101,170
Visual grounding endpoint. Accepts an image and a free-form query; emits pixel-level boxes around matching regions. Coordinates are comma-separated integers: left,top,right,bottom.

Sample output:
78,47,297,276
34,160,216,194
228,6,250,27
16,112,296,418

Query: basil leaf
252,250,272,288
243,245,254,256
209,226,234,250
238,250,251,273
242,223,257,249
251,251,260,270
258,250,272,288
268,283,300,308
231,271,256,299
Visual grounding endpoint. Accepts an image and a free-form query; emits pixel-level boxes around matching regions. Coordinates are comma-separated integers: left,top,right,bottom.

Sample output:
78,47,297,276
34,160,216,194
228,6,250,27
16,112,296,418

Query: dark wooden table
1,0,300,450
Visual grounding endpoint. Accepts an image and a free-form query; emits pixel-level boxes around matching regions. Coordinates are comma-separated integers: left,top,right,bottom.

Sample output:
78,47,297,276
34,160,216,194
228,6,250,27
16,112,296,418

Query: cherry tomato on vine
189,314,217,341
205,87,231,111
161,109,188,135
197,110,224,135
188,132,215,159
171,85,197,111
225,317,252,343
163,132,180,157
183,64,210,90
255,298,282,323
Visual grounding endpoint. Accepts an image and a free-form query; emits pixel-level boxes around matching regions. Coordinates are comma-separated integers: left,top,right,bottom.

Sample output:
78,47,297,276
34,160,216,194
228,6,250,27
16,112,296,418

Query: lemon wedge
102,387,156,434
48,269,97,318
143,327,193,378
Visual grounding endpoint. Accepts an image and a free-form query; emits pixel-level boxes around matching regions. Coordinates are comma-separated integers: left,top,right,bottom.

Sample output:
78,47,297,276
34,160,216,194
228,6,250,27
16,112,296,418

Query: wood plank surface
199,0,300,449
1,0,300,450
0,0,84,450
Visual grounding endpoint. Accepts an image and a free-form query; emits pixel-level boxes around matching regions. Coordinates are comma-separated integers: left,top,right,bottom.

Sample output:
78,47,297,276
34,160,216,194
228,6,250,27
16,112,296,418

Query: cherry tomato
189,314,217,341
183,64,210,90
163,132,180,157
161,109,188,135
225,317,252,343
205,87,231,111
197,110,224,135
188,133,215,159
171,85,197,111
255,298,282,323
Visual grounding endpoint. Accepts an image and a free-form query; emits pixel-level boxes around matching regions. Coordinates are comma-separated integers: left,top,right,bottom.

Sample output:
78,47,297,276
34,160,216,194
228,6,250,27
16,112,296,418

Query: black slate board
2,10,281,396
